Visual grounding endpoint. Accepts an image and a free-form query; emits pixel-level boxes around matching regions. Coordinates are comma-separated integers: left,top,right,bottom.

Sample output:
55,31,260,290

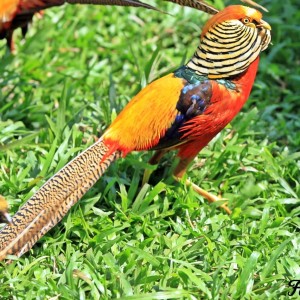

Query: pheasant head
187,5,271,79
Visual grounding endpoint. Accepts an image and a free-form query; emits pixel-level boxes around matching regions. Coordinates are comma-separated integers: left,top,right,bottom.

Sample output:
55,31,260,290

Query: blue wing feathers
152,68,212,150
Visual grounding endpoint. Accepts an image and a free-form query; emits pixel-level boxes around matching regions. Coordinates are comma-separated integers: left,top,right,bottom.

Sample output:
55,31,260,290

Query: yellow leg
183,178,231,214
174,157,232,215
143,152,232,214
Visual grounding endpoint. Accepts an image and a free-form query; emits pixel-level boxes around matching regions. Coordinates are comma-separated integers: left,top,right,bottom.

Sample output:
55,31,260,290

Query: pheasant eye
242,17,251,24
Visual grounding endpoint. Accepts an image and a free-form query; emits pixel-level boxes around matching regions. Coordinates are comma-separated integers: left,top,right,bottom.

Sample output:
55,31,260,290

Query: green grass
0,0,299,299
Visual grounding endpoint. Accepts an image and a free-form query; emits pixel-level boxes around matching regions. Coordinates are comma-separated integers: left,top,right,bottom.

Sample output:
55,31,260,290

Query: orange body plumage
0,0,43,50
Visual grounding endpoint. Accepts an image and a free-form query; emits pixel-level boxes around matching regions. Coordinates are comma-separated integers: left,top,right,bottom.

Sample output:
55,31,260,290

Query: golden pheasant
0,196,12,225
0,0,218,51
0,5,271,260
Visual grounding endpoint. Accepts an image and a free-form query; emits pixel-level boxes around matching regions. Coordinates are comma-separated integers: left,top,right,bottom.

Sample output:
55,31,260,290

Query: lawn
0,0,299,299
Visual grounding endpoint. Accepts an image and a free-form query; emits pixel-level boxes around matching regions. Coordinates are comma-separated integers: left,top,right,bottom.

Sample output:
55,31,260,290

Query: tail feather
66,0,160,11
0,138,121,260
164,0,219,14
21,0,161,13
19,0,217,15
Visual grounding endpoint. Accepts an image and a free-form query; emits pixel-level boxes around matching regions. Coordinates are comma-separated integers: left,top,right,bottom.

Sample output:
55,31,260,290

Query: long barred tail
28,0,161,12
0,138,122,261
40,0,218,14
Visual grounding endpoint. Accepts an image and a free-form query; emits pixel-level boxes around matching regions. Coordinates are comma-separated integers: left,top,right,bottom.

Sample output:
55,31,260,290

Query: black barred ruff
186,19,271,79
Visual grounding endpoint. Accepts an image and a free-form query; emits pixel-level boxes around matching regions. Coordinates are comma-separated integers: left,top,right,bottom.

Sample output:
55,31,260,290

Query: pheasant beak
258,19,272,51
258,19,271,31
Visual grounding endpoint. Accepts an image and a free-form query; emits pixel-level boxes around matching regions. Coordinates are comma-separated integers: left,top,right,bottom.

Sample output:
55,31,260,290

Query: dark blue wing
153,70,212,150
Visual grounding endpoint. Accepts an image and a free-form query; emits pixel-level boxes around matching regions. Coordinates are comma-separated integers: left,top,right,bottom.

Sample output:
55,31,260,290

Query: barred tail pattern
165,0,218,15
0,138,121,260
25,0,218,14
66,0,159,10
